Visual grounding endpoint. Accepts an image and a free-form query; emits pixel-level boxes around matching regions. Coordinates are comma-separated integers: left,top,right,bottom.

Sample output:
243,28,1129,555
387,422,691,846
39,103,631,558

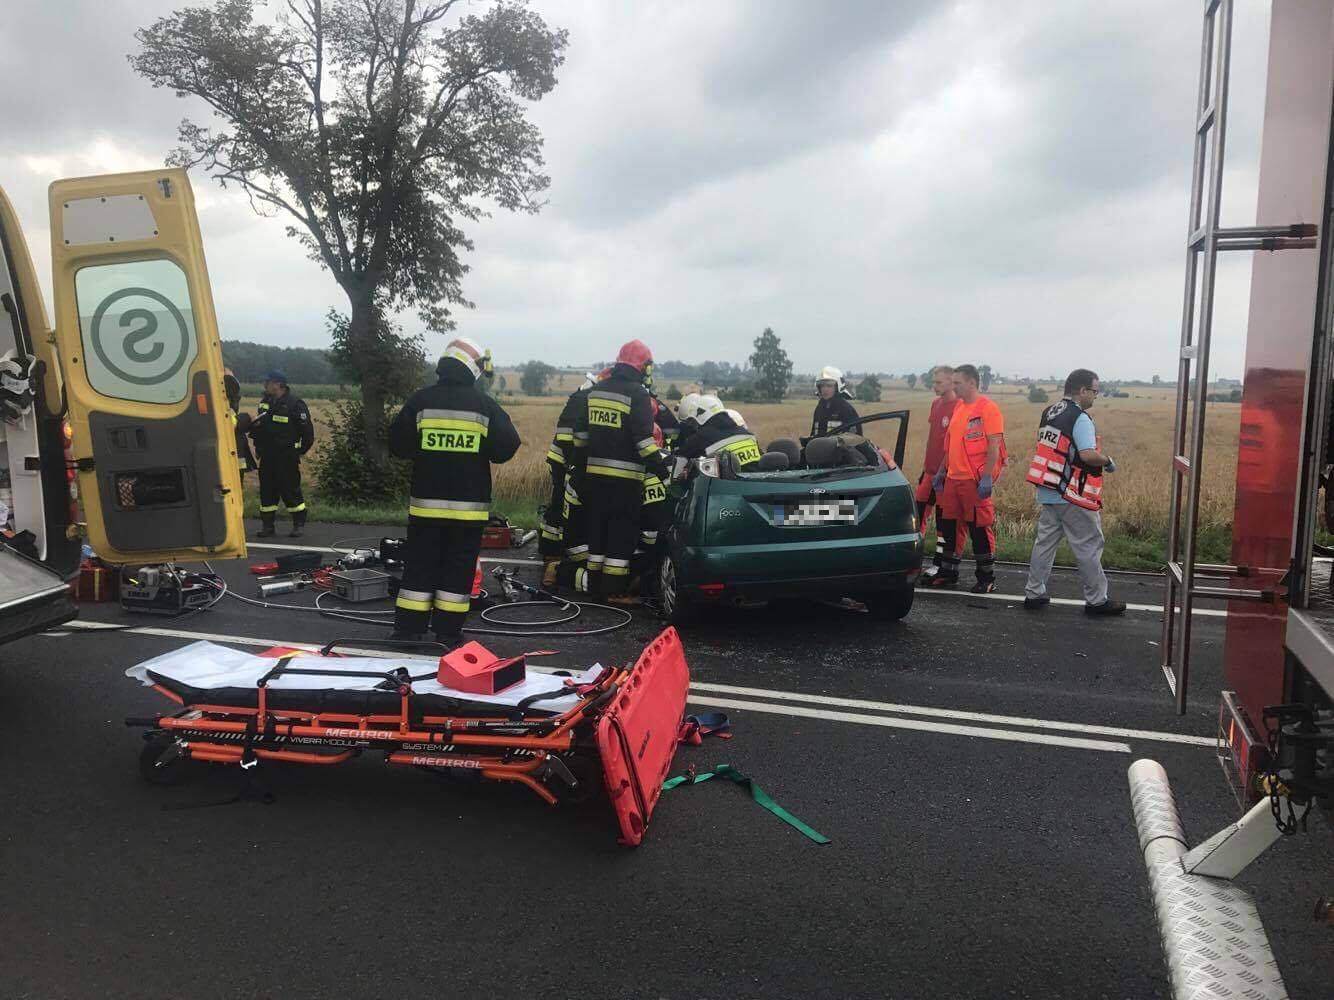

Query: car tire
658,554,695,625
868,586,914,621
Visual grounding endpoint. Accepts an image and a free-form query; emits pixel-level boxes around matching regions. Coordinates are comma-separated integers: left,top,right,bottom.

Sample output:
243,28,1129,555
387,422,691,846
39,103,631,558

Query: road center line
689,681,1216,746
53,621,1199,749
686,695,1132,753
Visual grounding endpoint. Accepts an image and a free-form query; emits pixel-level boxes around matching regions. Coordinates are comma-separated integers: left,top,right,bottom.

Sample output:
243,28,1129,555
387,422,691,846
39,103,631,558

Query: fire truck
1130,1,1333,995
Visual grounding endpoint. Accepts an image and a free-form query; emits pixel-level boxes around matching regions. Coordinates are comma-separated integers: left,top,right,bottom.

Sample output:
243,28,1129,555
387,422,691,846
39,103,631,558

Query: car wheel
658,555,694,624
868,586,914,621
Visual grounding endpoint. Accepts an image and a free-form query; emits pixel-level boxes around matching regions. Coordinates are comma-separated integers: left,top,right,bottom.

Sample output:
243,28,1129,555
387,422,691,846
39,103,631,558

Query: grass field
238,381,1242,570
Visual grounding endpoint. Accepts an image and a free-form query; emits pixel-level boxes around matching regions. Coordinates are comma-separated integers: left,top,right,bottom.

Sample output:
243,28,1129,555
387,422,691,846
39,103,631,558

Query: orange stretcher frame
126,627,691,845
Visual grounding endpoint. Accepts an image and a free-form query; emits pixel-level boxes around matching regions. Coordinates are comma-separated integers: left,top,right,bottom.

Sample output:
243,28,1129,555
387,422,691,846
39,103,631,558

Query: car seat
767,438,802,467
755,451,790,471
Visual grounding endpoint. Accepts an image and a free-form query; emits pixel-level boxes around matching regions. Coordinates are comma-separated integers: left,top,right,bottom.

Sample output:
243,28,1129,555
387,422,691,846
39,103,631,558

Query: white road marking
914,585,1228,618
686,695,1132,753
689,681,1217,747
53,621,1208,750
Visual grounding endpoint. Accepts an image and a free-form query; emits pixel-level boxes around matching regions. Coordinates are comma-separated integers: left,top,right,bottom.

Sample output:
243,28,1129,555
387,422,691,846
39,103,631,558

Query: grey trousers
1025,502,1109,605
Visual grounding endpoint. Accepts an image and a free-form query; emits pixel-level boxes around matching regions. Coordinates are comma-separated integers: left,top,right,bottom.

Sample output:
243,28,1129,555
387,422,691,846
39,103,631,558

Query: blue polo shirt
1038,408,1096,504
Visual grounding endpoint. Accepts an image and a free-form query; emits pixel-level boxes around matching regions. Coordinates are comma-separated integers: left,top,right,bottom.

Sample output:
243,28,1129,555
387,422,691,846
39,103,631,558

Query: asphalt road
1,522,1329,999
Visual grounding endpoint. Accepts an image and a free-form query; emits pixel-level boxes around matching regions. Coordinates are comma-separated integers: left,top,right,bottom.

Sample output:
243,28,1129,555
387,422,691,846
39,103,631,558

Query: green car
657,412,923,623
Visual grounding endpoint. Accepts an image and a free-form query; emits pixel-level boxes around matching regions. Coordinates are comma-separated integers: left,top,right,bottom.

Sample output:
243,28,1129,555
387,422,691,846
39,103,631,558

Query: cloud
0,0,1278,379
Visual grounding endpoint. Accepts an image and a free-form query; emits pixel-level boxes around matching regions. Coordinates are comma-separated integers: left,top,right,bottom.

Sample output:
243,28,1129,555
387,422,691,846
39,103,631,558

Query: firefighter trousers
538,463,566,559
581,473,642,596
257,453,305,515
394,517,484,638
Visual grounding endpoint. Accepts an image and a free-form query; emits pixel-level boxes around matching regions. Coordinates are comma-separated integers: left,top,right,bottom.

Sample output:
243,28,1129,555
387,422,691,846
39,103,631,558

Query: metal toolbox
330,568,391,603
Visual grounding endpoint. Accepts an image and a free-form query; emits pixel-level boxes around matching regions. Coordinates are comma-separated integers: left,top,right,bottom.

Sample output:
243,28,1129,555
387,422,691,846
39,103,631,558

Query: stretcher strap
661,764,830,845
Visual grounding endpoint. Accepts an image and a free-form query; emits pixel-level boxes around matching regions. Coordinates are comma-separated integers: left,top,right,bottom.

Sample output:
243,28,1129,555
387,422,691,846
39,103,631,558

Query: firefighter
388,338,520,642
540,372,597,588
654,395,681,448
677,395,762,470
223,368,257,478
1023,369,1124,615
634,413,671,598
573,339,665,604
811,366,860,437
247,369,314,538
927,363,1004,593
672,392,703,454
916,365,957,581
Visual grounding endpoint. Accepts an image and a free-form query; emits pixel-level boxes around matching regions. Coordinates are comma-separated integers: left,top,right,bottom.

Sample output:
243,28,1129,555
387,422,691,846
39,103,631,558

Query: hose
310,589,635,638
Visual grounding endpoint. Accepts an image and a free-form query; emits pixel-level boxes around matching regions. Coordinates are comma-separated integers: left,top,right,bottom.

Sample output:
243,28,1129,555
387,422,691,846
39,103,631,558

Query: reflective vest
1025,398,1103,511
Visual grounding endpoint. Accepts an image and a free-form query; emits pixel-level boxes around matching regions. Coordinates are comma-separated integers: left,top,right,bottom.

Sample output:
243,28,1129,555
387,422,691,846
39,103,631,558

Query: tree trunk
346,288,390,467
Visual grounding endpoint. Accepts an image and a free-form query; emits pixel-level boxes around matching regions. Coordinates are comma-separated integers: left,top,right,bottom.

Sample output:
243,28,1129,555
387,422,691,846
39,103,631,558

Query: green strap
662,764,830,845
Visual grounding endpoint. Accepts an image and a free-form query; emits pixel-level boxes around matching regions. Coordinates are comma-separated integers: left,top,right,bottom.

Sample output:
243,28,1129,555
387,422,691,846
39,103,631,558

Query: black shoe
1023,596,1050,610
433,632,464,652
389,631,426,643
926,573,959,589
970,578,996,594
288,526,304,538
1084,599,1127,616
254,528,277,538
255,515,277,539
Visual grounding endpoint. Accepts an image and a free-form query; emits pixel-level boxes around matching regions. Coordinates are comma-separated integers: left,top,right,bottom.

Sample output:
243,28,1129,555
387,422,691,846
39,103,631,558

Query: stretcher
125,627,690,845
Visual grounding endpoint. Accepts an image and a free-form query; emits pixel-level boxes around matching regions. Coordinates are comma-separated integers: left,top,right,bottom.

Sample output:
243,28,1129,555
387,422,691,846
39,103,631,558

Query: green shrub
310,398,412,504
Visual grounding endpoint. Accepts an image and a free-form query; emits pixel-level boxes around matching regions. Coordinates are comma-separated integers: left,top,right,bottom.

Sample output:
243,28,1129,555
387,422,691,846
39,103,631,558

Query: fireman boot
255,512,277,538
289,509,307,538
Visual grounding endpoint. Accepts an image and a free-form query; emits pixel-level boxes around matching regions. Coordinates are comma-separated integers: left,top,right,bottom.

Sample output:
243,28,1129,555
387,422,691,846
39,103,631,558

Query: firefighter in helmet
388,337,520,643
247,369,314,537
811,366,860,438
676,394,762,471
541,370,603,589
572,340,666,604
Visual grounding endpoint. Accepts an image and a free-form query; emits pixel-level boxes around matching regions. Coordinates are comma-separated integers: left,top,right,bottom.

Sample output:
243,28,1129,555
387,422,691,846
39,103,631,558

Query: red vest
1025,399,1103,510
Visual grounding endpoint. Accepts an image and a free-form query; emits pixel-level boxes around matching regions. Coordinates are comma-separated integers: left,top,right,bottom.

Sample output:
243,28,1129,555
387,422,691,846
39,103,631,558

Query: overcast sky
0,1,1278,379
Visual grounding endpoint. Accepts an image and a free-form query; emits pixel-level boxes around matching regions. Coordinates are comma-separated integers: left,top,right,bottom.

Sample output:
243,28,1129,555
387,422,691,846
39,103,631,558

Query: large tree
747,327,792,401
131,0,568,464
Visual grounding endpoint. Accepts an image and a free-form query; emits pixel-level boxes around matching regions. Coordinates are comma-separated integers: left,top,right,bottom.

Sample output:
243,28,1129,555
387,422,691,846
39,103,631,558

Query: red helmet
616,339,653,372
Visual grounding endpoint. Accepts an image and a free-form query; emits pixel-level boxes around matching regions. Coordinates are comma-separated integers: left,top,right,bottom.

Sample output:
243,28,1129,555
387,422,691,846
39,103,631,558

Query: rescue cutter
125,626,690,846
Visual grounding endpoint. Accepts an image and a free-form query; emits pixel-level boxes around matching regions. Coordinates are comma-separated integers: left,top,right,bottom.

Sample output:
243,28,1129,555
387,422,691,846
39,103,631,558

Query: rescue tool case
329,567,391,603
124,628,690,845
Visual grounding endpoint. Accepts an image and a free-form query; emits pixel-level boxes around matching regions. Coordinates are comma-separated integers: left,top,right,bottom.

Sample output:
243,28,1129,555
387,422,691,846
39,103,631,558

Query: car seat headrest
767,438,801,465
804,436,840,467
755,451,790,471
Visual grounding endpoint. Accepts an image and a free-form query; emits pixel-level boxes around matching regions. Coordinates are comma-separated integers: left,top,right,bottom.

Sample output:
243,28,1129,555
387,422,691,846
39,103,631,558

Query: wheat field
249,382,1241,549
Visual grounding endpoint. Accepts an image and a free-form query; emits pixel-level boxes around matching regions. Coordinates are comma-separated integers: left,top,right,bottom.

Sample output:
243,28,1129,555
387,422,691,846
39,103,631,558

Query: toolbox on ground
329,567,391,602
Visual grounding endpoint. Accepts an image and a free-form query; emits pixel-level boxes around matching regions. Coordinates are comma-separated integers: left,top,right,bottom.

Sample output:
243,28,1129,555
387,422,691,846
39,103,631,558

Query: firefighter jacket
574,363,665,484
388,358,521,520
678,412,763,469
548,385,591,477
811,395,860,437
248,390,315,458
1024,397,1103,510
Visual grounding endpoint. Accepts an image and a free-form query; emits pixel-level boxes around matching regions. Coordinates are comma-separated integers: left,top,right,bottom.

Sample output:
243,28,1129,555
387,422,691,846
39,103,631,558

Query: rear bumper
678,533,922,600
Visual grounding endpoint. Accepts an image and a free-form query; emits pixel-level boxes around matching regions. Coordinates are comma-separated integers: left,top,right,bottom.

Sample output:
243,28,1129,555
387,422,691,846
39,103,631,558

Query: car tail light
697,583,725,597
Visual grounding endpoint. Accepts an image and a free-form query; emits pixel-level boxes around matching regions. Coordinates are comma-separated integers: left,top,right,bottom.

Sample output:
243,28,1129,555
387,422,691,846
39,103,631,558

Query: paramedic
388,338,521,642
1023,369,1125,615
572,339,664,604
915,365,956,580
676,395,762,470
811,366,860,437
247,369,314,538
927,364,1003,593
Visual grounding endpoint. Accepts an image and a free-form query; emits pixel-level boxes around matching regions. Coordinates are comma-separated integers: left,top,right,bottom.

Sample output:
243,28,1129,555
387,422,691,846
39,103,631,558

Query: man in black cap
247,369,314,537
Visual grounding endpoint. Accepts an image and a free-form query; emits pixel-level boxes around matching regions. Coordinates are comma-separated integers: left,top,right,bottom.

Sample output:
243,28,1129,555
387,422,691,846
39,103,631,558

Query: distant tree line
223,340,339,384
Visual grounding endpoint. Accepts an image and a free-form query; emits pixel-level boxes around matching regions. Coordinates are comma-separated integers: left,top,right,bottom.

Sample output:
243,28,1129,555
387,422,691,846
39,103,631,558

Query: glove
977,473,994,500
931,469,946,494
1103,456,1116,473
235,412,252,432
0,353,35,423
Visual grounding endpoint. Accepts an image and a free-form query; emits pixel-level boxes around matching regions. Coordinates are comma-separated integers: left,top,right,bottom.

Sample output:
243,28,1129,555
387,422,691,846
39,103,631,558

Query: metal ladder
1160,0,1317,714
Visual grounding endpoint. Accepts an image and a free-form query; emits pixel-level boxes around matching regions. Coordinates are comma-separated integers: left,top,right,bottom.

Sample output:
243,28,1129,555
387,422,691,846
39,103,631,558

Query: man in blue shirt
1023,369,1125,615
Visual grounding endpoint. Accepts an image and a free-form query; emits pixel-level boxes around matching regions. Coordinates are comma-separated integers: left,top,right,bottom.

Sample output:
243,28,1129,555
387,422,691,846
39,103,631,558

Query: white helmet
442,337,486,379
815,365,850,399
725,408,747,428
692,394,726,425
676,392,703,425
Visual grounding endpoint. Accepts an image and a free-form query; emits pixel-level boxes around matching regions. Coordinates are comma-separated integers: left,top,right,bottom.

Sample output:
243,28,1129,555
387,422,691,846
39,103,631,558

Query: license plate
775,499,857,526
